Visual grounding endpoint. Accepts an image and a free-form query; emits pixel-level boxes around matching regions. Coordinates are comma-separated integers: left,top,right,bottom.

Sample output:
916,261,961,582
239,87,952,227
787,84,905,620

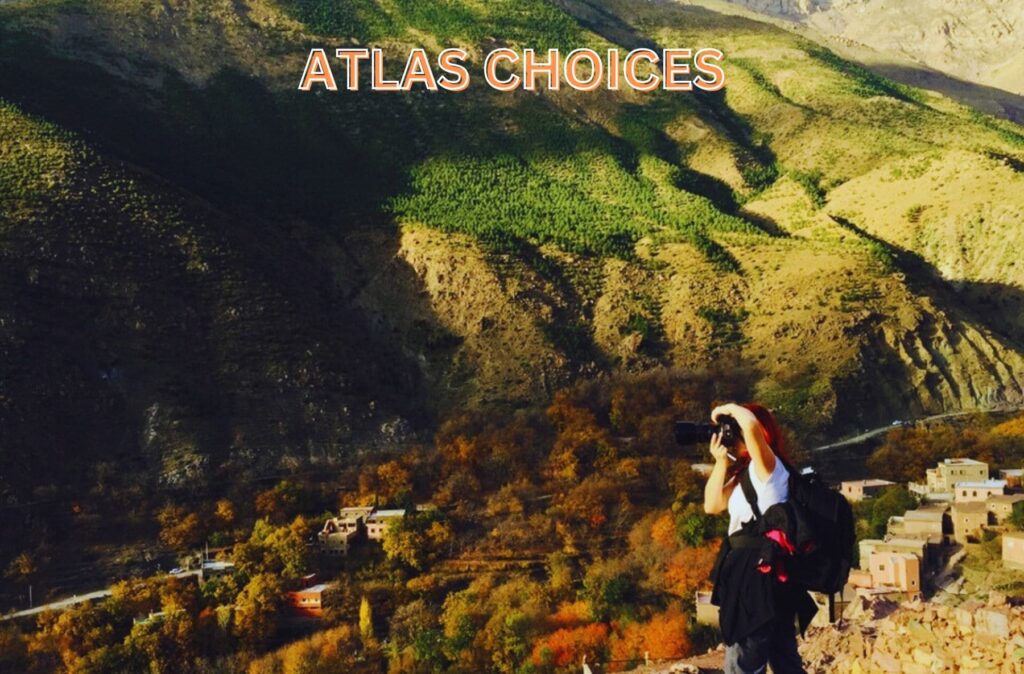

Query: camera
674,415,741,446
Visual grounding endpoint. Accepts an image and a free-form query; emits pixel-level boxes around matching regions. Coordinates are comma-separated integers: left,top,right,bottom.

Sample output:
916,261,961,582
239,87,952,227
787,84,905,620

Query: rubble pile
799,592,1024,673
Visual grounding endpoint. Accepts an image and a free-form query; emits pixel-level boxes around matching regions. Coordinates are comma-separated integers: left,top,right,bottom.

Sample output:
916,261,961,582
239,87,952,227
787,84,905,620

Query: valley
1,0,1024,670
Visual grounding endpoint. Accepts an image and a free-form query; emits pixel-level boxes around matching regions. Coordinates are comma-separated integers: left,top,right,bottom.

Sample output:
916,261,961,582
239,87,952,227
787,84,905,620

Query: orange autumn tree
664,543,719,599
547,391,615,481
650,513,677,552
608,604,692,670
546,601,592,630
531,622,610,669
991,414,1024,438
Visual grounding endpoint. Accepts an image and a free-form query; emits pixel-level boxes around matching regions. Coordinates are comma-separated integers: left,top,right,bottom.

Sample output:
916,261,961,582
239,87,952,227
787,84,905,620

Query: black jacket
709,501,818,645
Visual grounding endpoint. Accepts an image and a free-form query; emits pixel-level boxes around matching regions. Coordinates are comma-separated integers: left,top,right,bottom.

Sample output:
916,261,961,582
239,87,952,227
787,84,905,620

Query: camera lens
674,416,740,446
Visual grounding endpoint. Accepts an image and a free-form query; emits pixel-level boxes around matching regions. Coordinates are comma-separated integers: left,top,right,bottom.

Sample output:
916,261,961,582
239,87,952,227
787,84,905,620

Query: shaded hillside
0,0,1022,497
0,99,426,504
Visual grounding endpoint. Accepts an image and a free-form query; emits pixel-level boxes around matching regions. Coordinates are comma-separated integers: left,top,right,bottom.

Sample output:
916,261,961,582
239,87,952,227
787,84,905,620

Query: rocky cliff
711,0,1024,120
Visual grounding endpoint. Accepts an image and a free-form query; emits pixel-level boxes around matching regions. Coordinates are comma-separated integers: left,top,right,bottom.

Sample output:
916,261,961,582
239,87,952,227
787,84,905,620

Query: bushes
388,112,761,266
790,169,826,208
696,306,750,355
858,486,917,539
806,46,925,105
277,0,579,48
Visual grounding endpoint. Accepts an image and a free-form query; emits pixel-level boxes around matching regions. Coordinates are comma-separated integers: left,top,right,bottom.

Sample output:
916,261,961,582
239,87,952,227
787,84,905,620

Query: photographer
701,403,816,674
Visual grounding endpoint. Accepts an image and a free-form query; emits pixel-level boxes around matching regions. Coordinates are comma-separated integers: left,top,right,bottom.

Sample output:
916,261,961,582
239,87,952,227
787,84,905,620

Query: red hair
729,403,793,477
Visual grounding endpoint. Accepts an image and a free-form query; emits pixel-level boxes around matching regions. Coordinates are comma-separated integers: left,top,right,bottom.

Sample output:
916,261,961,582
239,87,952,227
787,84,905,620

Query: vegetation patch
696,306,749,356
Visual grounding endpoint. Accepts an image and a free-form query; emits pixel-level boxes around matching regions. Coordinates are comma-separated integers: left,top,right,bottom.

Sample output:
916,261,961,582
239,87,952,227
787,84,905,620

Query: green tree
865,486,917,539
232,516,314,580
545,551,575,600
359,595,375,646
125,612,198,674
582,558,637,622
676,502,725,547
382,511,452,570
233,573,282,648
1009,501,1024,530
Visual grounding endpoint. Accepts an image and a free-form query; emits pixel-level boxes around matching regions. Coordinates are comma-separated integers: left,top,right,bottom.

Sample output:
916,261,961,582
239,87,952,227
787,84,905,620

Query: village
278,453,1024,633
10,452,1024,647
692,456,1024,633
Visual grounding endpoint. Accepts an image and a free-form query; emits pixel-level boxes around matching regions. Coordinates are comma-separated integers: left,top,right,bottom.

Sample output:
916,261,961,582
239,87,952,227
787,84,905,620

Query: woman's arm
711,403,776,483
704,461,737,514
703,430,738,514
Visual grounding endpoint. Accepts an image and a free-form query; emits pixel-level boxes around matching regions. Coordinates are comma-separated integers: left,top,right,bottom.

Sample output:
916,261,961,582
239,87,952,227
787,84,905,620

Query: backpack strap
739,466,762,520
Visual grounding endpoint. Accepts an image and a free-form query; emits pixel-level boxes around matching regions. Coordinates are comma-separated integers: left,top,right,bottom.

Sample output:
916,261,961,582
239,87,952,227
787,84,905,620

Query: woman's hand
709,430,730,463
711,402,756,427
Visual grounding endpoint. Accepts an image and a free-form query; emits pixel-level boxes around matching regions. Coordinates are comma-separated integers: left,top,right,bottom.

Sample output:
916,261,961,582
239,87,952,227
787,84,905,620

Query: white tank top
727,458,790,535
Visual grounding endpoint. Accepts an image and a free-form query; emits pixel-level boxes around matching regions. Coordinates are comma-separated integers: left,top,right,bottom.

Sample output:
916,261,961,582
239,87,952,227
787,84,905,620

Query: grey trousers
724,613,807,674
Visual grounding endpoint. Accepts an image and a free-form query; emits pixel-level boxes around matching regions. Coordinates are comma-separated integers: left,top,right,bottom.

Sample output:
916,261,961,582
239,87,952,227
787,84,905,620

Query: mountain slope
0,97,425,502
697,0,1024,121
0,0,1022,492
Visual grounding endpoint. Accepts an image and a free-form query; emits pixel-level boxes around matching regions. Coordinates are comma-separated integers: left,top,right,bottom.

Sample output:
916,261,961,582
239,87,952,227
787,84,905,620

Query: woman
703,402,816,674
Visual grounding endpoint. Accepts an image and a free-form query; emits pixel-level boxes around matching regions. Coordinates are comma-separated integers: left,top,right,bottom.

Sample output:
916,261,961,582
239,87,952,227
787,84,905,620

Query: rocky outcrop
720,0,1024,101
649,593,1024,673
799,593,1024,673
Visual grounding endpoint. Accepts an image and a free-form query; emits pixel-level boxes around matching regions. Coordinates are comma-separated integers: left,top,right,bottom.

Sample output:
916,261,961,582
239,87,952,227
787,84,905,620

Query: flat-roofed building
286,583,337,619
987,494,1024,524
952,501,990,543
840,479,896,502
338,506,374,522
318,506,373,556
887,507,947,542
914,458,989,495
366,508,406,540
859,537,931,570
197,559,235,583
318,523,359,556
954,480,1007,503
868,552,921,596
1003,531,1024,570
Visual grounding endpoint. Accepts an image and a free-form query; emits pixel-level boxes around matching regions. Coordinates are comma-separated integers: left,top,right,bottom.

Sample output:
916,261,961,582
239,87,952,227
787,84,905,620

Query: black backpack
739,457,855,594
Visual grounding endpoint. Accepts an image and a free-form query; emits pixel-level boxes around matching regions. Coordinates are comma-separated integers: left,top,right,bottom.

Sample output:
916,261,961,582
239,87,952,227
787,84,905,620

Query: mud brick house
911,458,989,502
1003,531,1024,570
987,493,1024,523
954,479,1007,503
318,506,413,555
318,506,374,556
951,501,990,543
848,551,921,598
886,507,946,543
840,478,896,502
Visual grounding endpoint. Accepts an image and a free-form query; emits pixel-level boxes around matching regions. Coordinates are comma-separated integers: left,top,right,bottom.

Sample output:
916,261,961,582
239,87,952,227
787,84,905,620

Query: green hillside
0,0,1023,550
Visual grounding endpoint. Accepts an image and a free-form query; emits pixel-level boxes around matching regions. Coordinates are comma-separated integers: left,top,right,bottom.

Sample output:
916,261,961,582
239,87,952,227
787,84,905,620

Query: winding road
1,569,201,622
811,405,1024,453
